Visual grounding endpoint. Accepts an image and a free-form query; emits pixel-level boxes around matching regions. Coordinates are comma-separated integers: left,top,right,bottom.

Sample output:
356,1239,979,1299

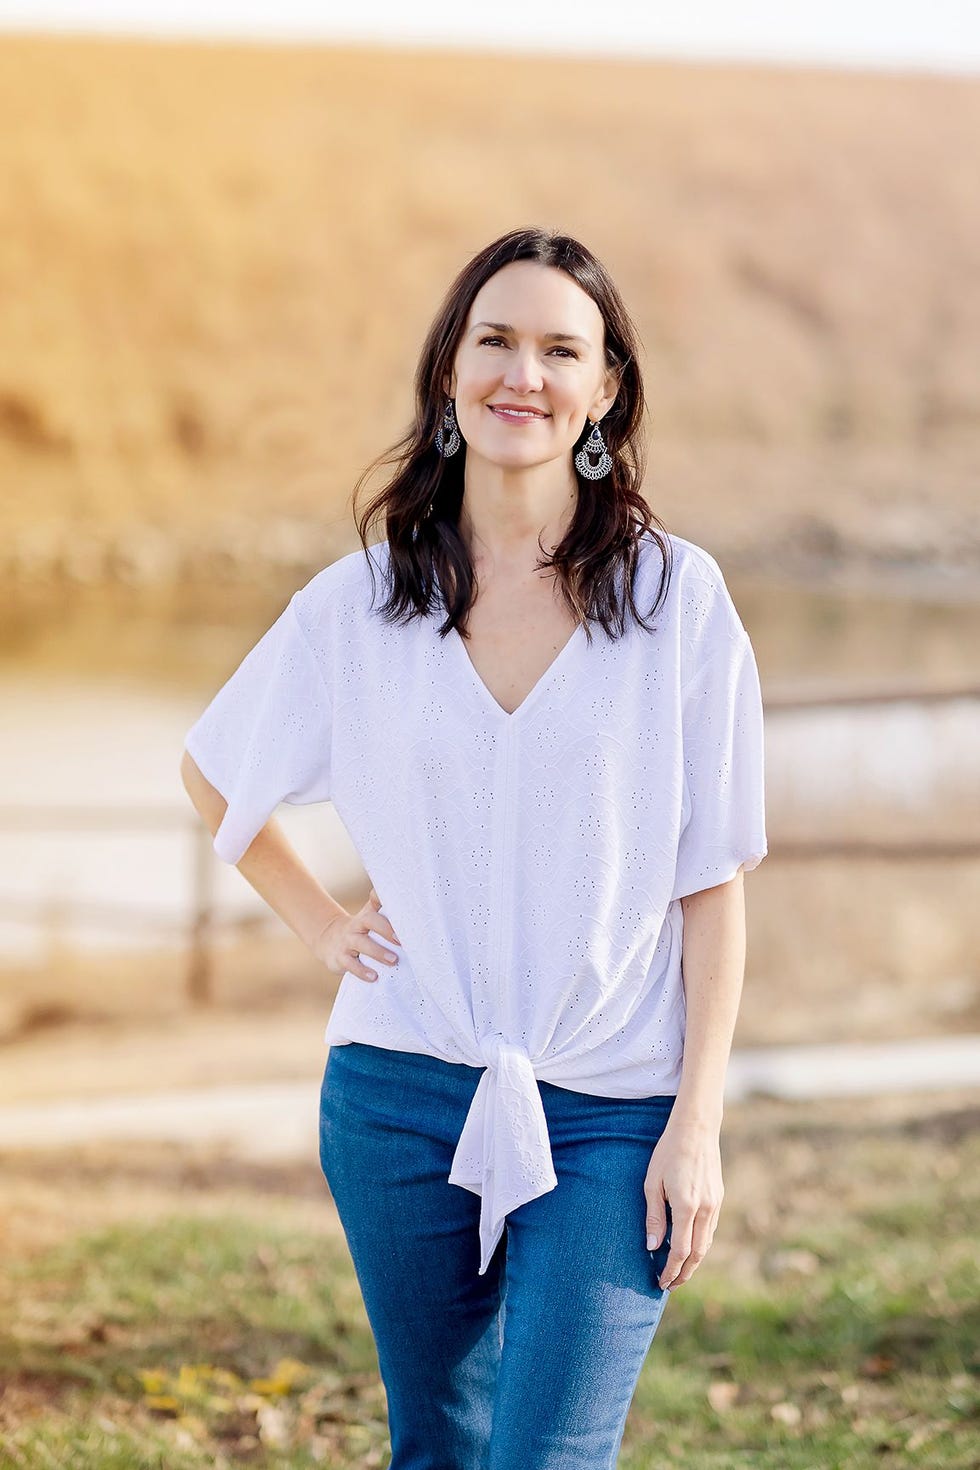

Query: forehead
466,261,603,339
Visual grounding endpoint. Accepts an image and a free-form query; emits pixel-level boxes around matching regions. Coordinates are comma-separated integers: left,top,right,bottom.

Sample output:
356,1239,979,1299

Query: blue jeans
318,1040,677,1470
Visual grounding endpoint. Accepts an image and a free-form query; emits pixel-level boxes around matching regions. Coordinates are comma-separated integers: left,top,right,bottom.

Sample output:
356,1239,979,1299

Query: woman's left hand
643,1112,724,1291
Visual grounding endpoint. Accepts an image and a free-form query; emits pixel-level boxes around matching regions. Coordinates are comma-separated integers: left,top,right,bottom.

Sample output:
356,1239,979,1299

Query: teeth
493,407,542,418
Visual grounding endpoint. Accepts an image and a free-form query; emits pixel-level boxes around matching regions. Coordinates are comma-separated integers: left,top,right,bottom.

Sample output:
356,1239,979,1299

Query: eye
478,336,577,359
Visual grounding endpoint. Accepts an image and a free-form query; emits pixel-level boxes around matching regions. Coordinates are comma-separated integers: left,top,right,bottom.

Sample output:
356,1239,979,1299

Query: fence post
187,824,216,1006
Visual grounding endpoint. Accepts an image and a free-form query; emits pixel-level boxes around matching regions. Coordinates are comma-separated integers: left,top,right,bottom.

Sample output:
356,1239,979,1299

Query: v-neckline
447,617,587,724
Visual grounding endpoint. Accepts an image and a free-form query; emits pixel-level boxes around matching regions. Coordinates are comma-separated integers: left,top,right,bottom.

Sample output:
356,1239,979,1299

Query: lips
488,404,549,420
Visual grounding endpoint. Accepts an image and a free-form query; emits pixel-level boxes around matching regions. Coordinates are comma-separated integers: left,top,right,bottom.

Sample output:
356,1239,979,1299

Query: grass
1,1207,388,1468
0,34,976,584
624,1268,978,1469
0,1109,977,1468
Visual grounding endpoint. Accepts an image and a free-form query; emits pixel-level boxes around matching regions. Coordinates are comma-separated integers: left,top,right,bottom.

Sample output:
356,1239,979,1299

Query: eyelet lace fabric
185,531,768,1274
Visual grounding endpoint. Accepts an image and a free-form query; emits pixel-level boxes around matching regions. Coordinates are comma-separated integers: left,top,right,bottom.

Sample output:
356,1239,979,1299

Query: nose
502,348,544,395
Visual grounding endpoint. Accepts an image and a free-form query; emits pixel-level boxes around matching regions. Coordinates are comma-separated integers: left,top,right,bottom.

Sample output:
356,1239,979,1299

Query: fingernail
646,1233,659,1251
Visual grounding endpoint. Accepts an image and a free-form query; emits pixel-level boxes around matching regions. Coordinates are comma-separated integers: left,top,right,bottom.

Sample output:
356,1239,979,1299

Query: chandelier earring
574,416,613,480
435,396,461,458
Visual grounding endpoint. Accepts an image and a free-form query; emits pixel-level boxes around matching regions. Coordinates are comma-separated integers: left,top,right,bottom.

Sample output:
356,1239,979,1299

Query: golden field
0,34,978,587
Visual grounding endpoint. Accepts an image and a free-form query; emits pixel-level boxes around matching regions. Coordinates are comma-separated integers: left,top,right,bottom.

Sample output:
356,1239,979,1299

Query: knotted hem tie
447,1033,559,1275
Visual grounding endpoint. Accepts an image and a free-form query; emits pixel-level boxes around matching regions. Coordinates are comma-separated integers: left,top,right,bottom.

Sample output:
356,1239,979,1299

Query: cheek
455,360,495,400
551,383,590,418
459,389,494,424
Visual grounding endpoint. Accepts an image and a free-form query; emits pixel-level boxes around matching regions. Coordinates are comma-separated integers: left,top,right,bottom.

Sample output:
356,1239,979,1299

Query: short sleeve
183,593,332,865
670,627,768,901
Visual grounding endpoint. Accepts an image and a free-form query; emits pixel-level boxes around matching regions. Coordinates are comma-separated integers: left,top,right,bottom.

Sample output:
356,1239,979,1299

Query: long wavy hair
352,226,673,643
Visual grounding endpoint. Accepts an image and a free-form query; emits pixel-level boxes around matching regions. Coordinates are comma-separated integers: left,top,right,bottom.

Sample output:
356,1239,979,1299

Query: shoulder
637,527,734,598
661,531,729,590
291,541,391,636
638,529,746,647
635,527,722,579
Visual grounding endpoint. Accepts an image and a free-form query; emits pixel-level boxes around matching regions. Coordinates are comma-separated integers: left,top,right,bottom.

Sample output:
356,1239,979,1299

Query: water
0,668,366,961
1,576,977,960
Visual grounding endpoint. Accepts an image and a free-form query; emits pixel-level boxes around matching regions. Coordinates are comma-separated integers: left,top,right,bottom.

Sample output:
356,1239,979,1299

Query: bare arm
644,868,747,1291
179,750,399,979
673,868,747,1127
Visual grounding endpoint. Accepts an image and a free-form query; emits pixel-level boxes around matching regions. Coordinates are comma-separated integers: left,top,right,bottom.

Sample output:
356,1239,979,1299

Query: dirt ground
1,1082,976,1266
1,917,977,1272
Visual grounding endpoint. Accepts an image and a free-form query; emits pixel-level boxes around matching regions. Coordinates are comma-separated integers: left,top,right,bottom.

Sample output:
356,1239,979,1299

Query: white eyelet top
184,530,768,1273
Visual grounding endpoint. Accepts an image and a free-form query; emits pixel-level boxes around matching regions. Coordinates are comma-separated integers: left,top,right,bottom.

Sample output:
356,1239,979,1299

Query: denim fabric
319,1040,677,1470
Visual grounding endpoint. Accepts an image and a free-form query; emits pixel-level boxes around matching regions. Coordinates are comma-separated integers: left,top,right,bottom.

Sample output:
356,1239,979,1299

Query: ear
591,363,622,423
441,370,454,399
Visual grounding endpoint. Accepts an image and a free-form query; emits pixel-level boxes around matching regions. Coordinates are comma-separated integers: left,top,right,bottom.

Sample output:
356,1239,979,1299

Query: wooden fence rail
1,684,977,1004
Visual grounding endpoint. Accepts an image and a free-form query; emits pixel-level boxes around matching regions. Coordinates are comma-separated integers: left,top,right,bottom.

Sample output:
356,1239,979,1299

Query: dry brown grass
0,35,977,577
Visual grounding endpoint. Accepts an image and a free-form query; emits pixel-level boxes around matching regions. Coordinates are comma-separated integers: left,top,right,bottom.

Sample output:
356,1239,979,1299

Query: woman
181,226,768,1469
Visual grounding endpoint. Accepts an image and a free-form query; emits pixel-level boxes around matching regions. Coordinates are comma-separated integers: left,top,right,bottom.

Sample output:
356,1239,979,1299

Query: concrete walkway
0,1036,977,1162
725,1034,979,1100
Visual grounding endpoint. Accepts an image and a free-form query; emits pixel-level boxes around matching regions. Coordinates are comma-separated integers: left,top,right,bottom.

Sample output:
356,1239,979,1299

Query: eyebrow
470,320,590,347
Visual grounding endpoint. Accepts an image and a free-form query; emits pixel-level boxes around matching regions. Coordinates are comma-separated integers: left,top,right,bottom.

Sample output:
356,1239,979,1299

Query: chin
466,437,525,464
485,452,544,471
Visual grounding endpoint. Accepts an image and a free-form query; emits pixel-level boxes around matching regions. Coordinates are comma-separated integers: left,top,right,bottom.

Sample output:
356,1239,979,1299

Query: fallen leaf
707,1381,740,1413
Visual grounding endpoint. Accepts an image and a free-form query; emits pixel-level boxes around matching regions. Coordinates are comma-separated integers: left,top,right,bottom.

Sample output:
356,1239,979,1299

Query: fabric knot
448,1030,558,1275
479,1032,529,1071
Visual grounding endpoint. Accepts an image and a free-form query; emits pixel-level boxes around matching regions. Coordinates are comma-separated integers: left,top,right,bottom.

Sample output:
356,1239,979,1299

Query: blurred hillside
0,35,978,590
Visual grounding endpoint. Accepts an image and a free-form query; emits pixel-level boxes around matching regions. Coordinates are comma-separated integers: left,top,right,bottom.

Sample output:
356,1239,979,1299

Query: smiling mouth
488,406,550,421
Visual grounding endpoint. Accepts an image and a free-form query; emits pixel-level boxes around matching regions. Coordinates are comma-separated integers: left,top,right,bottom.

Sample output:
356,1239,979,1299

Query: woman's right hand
312,887,401,982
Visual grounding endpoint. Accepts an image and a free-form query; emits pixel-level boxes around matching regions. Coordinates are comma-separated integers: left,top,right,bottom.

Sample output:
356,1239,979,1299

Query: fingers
360,937,401,971
365,889,401,948
349,957,380,983
377,914,401,946
349,897,402,982
346,939,397,981
656,1202,716,1291
645,1196,669,1252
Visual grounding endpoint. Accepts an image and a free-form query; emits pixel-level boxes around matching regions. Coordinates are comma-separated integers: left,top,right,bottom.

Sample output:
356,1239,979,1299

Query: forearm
673,870,748,1128
233,817,349,951
183,756,348,952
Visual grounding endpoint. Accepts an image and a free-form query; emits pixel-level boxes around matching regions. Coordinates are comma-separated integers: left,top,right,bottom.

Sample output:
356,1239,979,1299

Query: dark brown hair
352,226,673,643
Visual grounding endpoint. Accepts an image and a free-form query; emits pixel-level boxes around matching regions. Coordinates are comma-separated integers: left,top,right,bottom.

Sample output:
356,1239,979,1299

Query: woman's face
443,260,620,472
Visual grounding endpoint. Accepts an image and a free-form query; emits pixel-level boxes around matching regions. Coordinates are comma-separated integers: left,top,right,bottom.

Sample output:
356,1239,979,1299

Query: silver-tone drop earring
435,396,461,457
574,417,613,480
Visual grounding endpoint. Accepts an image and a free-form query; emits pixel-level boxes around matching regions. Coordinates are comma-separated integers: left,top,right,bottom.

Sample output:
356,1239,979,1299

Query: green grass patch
1,1212,390,1467
1,1127,977,1468
622,1133,980,1469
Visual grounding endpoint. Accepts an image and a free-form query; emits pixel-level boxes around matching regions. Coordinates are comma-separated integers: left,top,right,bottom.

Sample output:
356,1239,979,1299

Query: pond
1,572,977,959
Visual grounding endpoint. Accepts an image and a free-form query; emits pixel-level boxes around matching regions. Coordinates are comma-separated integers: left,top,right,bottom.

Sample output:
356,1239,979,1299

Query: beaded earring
574,417,613,480
435,396,461,457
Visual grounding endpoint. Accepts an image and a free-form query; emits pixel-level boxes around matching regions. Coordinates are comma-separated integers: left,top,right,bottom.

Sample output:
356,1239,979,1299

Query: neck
458,452,579,571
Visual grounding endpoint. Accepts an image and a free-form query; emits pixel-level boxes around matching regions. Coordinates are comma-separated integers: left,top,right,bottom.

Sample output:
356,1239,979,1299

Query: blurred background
0,4,977,1466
